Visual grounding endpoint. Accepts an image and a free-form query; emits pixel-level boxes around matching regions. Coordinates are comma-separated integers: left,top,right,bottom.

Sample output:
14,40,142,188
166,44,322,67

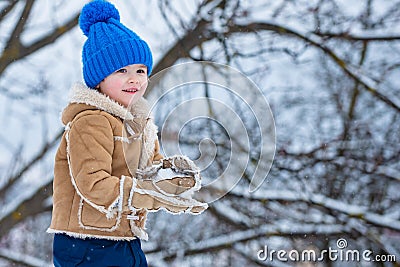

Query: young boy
47,1,207,266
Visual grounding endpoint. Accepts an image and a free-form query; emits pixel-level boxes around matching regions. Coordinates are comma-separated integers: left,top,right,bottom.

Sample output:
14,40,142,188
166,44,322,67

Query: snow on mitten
136,155,202,198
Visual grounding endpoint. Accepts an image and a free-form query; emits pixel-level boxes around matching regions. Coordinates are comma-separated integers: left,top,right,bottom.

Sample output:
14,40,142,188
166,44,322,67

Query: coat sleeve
68,114,132,214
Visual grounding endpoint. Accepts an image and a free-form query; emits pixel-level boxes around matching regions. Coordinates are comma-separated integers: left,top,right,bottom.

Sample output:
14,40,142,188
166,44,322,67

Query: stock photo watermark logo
257,238,397,263
123,61,276,204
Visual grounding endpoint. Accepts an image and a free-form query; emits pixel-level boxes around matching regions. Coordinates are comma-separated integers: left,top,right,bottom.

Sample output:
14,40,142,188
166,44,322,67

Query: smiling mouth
122,88,139,93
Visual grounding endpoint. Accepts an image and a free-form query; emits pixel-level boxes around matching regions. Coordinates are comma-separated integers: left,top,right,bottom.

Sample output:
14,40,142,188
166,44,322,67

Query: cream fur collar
69,82,151,121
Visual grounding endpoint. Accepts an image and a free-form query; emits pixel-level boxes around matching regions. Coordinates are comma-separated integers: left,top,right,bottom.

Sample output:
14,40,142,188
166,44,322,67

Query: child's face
98,64,149,107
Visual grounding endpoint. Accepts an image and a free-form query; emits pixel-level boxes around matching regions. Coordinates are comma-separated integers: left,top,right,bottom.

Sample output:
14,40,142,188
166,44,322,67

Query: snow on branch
229,187,400,231
0,248,52,267
145,223,348,260
211,201,253,227
228,22,400,113
314,32,400,42
233,242,292,267
0,182,53,239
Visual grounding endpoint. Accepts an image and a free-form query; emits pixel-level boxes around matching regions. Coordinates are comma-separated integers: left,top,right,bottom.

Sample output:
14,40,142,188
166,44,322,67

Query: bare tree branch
146,223,348,260
314,32,400,42
227,22,400,113
0,129,62,239
0,0,18,22
0,129,63,199
5,0,35,49
149,15,400,113
150,19,216,77
21,12,80,61
0,4,80,76
0,182,53,239
0,247,51,267
228,187,400,232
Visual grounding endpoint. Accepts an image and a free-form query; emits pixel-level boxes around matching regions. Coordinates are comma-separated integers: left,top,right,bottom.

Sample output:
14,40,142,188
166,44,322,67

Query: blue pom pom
79,0,120,36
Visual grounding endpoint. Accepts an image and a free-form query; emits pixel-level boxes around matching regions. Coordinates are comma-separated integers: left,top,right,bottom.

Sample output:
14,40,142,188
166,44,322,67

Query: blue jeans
53,234,148,267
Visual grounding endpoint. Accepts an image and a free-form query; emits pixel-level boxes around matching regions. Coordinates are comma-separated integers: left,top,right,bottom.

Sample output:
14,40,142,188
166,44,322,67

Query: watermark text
257,238,396,263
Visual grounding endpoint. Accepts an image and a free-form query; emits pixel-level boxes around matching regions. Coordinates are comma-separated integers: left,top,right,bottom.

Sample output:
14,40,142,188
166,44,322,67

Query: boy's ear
95,79,105,90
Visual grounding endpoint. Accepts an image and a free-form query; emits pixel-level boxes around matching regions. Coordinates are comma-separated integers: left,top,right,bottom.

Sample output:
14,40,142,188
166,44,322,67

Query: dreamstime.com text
257,238,396,263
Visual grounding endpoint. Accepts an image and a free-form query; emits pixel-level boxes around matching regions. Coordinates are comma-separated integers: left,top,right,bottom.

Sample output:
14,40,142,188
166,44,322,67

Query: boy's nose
128,76,140,84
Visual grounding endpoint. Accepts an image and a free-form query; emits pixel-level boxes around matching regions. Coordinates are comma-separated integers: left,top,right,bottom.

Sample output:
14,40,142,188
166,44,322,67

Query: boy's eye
137,69,146,74
116,68,127,73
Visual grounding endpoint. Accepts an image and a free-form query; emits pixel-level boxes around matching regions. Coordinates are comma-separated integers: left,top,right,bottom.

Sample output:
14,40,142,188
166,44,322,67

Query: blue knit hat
79,0,153,88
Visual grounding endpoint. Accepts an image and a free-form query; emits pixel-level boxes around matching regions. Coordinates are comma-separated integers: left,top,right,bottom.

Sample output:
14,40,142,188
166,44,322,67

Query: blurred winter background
0,0,399,266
